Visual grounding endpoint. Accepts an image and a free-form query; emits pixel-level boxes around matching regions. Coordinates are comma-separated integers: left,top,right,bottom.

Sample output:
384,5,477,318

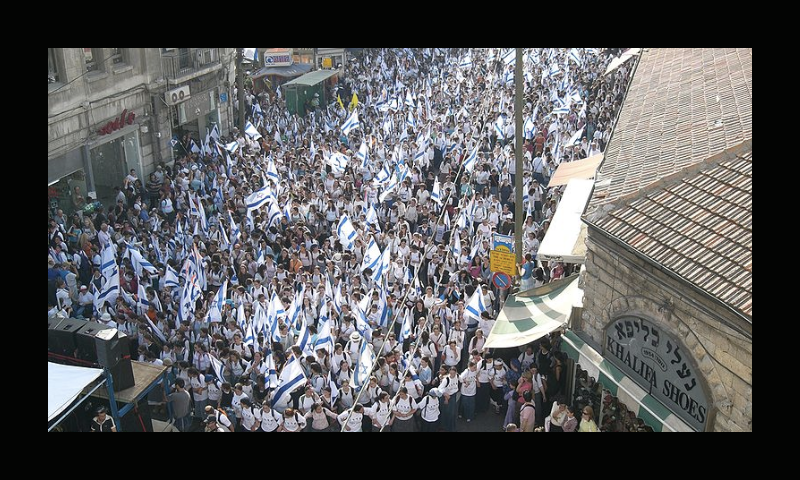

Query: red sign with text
98,109,135,135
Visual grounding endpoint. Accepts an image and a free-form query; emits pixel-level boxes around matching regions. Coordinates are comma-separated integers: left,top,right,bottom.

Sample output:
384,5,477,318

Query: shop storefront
562,329,696,432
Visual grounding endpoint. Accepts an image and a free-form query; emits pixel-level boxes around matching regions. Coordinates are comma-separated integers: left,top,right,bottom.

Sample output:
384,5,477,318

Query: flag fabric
93,267,120,312
371,246,391,285
361,237,382,274
266,200,283,229
431,177,442,206
163,265,181,289
357,141,369,170
349,92,359,111
336,215,358,250
244,121,262,140
398,307,413,344
464,287,487,322
100,246,117,280
315,303,334,354
502,48,516,65
245,185,273,212
224,141,239,154
210,354,226,383
137,278,150,315
365,204,381,232
494,116,506,140
353,339,374,389
179,273,202,323
145,315,167,344
452,229,462,258
341,109,360,136
190,140,200,153
272,357,307,407
208,279,227,323
337,94,345,111
327,151,348,175
150,235,163,265
129,248,158,277
244,322,256,347
266,157,280,184
568,48,582,65
328,369,339,405
462,147,479,174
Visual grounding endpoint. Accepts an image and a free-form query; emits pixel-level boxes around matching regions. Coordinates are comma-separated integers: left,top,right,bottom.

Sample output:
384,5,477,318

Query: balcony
161,48,221,80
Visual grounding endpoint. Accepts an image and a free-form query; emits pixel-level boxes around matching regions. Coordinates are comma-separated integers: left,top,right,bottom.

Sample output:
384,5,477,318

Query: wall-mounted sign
605,316,709,431
98,109,135,136
264,54,292,67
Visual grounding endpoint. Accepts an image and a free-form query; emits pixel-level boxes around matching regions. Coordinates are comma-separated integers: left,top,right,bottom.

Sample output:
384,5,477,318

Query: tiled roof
592,149,752,317
586,48,752,318
590,48,752,207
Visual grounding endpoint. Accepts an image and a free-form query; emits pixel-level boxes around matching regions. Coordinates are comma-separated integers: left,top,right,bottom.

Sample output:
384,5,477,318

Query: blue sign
493,233,514,253
492,272,512,290
219,92,228,103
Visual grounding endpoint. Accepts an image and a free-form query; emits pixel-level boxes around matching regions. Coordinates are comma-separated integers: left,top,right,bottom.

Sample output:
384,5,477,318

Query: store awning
251,62,312,79
48,362,103,421
485,275,580,349
282,69,338,87
561,331,693,432
548,153,603,187
538,178,593,263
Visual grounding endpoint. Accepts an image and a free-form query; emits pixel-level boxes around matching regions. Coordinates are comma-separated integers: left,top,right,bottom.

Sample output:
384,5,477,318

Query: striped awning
561,331,694,432
485,276,580,349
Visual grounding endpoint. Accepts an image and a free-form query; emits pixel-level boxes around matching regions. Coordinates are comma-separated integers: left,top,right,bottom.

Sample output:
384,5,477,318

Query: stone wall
581,224,752,432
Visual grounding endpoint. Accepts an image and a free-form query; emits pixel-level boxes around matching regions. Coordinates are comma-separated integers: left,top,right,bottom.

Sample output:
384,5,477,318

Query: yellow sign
490,250,517,276
322,57,332,68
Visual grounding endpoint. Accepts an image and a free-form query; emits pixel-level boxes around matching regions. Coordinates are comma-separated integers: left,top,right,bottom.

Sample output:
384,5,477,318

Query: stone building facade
577,48,752,432
48,48,236,214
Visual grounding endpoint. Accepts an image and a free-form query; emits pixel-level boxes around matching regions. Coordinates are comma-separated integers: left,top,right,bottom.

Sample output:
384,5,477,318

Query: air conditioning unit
165,85,191,106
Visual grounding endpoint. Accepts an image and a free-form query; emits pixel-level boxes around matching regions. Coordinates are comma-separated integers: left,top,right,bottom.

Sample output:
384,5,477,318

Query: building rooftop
586,48,752,319
589,48,752,207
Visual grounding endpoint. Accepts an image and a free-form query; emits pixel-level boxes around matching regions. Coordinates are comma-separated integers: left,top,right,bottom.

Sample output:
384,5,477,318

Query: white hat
80,285,88,291
100,312,112,322
349,332,361,342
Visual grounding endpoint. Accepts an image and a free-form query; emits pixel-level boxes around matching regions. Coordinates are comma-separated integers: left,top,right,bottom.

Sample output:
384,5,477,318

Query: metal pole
237,48,245,130
104,367,122,432
514,48,524,266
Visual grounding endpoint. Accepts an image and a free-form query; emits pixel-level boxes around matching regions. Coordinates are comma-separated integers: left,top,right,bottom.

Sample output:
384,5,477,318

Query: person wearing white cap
489,359,508,413
98,312,117,329
76,285,94,319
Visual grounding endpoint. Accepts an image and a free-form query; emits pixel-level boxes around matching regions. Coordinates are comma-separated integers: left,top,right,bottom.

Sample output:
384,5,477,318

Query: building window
48,48,60,84
110,48,125,65
84,48,98,72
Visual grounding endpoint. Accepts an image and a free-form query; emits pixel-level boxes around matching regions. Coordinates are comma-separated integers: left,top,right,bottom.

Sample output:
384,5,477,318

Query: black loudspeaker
95,329,131,368
76,321,110,362
107,357,135,391
49,318,86,356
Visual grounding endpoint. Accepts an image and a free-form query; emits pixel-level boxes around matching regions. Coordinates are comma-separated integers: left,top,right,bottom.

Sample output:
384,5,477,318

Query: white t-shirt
460,368,478,396
337,410,363,432
258,408,281,432
392,396,417,419
417,395,440,422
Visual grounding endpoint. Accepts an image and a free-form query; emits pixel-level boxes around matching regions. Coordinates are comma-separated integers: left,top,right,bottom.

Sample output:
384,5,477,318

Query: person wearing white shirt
442,340,461,368
416,390,441,432
278,408,306,432
390,387,418,432
368,392,393,431
489,360,508,413
237,398,259,432
439,367,460,431
337,404,366,432
257,402,281,432
459,361,478,422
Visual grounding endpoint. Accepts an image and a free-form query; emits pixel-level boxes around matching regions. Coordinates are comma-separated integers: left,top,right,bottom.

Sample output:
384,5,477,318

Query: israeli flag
130,248,158,277
494,116,506,140
462,147,479,174
271,357,307,408
361,237,382,274
336,215,358,250
208,279,227,323
341,109,360,136
371,246,391,285
245,185,272,212
524,116,536,139
328,369,339,405
568,127,585,147
404,89,415,108
365,204,381,232
314,303,334,354
568,48,582,65
327,152,348,175
163,265,181,289
378,173,399,204
100,245,117,280
293,316,313,357
431,177,442,206
244,320,256,348
267,200,283,228
452,229,462,258
224,141,239,154
244,121,262,140
398,308,413,344
190,139,200,154
464,288,487,322
374,163,391,184
353,340,374,389
406,110,416,131
266,157,280,184
94,267,119,312
502,48,516,66
357,141,369,170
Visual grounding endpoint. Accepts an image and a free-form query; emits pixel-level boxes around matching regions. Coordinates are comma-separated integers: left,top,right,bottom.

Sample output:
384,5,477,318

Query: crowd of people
48,48,633,432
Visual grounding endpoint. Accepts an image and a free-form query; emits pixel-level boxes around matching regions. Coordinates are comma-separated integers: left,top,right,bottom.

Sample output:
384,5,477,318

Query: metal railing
161,48,220,79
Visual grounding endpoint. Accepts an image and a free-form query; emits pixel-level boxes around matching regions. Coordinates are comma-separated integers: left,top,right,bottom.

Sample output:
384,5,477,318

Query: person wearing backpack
257,401,282,432
416,389,441,432
204,404,233,432
237,397,259,432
